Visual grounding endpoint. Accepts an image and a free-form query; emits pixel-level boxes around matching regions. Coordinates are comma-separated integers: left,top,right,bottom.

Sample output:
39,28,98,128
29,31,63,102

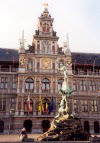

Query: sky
0,0,100,53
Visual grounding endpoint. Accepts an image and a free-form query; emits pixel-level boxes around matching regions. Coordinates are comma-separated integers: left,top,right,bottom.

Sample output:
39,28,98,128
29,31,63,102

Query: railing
25,69,63,74
73,70,100,76
0,68,62,74
0,68,18,72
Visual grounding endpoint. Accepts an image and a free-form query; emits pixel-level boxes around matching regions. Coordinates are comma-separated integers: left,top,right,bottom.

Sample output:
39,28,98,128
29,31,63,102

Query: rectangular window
10,98,15,110
91,100,98,112
0,95,6,111
0,77,8,89
81,100,88,112
12,82,17,89
73,80,77,91
12,77,17,89
89,80,96,92
37,62,40,71
74,100,78,113
25,83,28,89
30,83,34,89
79,80,87,91
52,63,55,71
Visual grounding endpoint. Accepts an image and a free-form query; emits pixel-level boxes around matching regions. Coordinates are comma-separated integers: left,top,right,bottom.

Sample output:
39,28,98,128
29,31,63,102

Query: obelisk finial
19,30,26,53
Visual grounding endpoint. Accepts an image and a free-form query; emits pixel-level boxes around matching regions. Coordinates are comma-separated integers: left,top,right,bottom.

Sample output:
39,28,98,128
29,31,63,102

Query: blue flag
49,97,53,112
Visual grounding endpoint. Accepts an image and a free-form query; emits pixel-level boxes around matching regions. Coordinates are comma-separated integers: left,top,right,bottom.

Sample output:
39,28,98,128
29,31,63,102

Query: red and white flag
26,93,31,112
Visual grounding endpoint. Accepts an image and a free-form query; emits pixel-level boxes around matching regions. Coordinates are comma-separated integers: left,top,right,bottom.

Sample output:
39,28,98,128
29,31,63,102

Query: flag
43,3,48,6
45,102,49,113
26,93,31,112
49,97,53,113
2,94,3,110
38,96,44,112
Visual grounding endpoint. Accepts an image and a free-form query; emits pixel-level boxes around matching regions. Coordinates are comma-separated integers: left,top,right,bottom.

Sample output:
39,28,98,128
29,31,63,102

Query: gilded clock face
66,58,72,66
19,56,25,65
42,58,51,69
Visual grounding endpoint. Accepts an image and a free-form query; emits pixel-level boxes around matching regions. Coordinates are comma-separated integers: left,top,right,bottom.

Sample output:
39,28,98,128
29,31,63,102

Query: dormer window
42,23,50,32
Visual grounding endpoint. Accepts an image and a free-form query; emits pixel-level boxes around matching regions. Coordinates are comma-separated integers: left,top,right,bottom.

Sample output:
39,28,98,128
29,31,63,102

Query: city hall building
0,8,100,134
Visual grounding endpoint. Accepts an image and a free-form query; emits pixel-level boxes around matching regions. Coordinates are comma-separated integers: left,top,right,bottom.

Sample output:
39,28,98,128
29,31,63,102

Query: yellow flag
38,96,44,112
45,102,48,113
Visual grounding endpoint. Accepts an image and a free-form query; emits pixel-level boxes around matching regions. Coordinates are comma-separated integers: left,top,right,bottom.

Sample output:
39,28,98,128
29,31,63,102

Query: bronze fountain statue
37,63,90,141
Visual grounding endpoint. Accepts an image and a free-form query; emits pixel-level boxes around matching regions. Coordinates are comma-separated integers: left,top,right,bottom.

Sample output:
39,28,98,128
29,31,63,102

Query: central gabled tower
33,7,59,55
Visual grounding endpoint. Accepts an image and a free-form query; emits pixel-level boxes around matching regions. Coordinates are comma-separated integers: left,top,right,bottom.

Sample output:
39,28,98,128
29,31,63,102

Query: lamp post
8,109,14,134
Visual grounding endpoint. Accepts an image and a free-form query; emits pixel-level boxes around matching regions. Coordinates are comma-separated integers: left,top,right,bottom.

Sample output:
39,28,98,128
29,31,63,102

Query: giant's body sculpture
37,61,90,141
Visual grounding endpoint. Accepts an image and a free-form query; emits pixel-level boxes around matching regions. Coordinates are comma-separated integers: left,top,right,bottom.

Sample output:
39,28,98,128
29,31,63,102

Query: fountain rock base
37,115,90,141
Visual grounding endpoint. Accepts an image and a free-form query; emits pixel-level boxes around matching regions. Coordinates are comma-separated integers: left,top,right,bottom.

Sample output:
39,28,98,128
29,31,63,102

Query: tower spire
19,30,26,53
67,33,69,50
63,33,70,54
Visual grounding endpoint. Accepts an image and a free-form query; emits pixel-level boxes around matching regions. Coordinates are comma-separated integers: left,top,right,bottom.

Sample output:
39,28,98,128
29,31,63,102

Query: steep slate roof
72,52,100,67
0,48,100,67
0,48,19,62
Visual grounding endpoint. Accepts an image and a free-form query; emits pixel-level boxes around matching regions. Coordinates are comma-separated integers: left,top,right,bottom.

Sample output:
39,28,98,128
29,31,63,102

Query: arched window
42,120,50,132
58,79,64,90
84,121,90,133
42,23,50,32
94,121,99,133
23,120,32,133
42,23,46,32
25,78,34,92
42,78,50,92
46,24,50,32
24,98,33,115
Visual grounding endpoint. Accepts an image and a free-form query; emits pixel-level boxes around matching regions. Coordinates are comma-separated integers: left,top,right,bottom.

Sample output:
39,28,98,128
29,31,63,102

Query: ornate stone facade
0,8,100,134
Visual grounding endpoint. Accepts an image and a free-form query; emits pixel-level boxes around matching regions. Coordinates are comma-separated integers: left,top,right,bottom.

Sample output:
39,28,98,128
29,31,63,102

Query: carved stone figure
55,63,74,120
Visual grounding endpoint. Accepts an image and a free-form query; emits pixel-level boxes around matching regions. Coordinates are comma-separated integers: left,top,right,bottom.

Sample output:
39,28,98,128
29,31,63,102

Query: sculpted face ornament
66,58,72,66
42,58,51,69
19,56,25,65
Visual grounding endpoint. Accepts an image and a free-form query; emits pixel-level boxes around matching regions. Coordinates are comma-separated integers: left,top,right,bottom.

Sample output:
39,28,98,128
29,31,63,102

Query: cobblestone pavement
0,134,41,142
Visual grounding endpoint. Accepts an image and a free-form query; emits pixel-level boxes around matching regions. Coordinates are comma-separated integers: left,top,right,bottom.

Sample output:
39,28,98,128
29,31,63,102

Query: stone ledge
0,141,91,143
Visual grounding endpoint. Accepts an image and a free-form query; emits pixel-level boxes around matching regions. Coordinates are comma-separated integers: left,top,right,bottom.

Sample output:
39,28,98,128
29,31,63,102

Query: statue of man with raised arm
55,63,74,120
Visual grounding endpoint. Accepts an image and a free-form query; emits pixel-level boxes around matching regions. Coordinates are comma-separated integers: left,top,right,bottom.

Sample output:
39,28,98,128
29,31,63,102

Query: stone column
71,97,74,115
51,77,53,93
35,59,37,72
6,96,10,116
55,77,58,93
34,77,36,93
55,96,58,116
17,76,20,93
20,95,24,116
7,77,10,94
22,76,25,93
39,77,41,93
15,96,19,116
33,98,37,115
9,65,12,72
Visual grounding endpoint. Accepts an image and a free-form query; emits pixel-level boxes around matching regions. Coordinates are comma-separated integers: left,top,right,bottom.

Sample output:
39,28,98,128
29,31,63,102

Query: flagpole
2,94,3,110
28,92,30,116
13,56,14,88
